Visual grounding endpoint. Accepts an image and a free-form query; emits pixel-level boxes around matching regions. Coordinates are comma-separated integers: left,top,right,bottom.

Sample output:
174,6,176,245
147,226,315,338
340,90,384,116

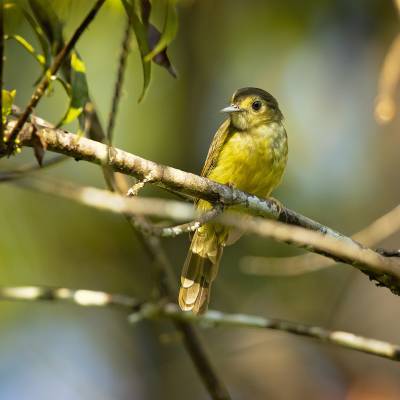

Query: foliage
1,89,16,125
4,0,179,128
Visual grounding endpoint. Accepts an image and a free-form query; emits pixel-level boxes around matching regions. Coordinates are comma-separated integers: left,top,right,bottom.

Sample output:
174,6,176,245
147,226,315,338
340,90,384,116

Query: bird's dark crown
232,87,279,109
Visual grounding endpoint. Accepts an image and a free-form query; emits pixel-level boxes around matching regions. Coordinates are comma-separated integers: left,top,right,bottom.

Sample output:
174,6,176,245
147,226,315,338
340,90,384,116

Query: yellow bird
179,87,288,314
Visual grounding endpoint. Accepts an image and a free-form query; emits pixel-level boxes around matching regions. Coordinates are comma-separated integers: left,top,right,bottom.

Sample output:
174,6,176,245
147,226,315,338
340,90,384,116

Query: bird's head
221,87,283,130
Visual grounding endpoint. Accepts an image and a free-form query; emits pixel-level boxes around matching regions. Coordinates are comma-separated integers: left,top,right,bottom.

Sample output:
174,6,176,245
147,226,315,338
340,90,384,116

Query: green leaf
147,24,177,78
123,0,151,102
57,51,90,126
28,0,64,54
21,8,52,68
5,2,52,66
5,34,46,67
144,0,178,62
4,2,52,84
27,2,90,128
2,90,16,125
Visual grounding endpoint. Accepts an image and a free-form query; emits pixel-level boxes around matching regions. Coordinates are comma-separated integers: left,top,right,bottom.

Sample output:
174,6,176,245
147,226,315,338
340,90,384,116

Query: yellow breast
207,122,288,200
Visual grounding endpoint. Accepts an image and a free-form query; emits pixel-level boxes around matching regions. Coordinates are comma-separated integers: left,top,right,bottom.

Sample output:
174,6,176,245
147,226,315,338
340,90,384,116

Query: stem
106,14,132,145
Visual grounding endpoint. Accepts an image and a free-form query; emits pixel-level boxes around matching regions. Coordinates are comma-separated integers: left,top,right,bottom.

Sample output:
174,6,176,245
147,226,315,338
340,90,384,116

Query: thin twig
0,285,398,363
136,204,224,238
4,0,106,153
222,214,400,284
157,304,400,362
15,175,195,221
0,285,141,309
0,154,67,182
106,15,132,145
125,217,231,400
242,204,400,277
374,0,400,124
374,34,400,124
103,13,132,191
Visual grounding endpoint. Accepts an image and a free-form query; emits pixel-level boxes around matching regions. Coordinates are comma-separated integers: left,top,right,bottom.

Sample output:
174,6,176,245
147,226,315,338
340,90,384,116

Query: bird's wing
200,118,231,178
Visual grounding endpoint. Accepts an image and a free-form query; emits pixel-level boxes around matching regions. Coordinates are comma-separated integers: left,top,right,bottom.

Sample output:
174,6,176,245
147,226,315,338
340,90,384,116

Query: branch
102,12,132,191
222,214,400,288
0,154,67,182
6,109,349,232
1,281,229,400
15,175,195,221
106,14,132,145
242,204,400,277
12,174,400,295
4,0,106,152
0,285,141,309
138,205,224,238
8,108,281,217
1,285,399,363
374,34,400,124
156,304,400,362
5,110,400,293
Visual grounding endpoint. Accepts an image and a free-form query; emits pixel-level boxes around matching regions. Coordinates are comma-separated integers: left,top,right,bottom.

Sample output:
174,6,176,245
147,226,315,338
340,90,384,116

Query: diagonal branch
222,214,400,287
7,109,349,232
0,154,67,182
5,111,400,294
242,204,400,277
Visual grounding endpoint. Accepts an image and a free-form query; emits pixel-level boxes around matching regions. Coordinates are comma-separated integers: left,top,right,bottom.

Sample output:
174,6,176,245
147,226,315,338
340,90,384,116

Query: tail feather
192,276,211,315
178,230,223,314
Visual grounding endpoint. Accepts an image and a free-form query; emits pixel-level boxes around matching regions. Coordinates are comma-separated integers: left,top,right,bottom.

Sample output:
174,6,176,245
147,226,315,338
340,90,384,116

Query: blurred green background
2,0,400,399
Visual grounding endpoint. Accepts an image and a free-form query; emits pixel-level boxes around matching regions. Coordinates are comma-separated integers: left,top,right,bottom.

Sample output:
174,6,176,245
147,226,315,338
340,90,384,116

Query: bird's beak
220,104,242,113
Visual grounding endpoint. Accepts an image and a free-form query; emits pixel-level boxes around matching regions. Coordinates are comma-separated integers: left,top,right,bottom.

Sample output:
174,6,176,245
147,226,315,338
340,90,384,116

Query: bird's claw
268,196,283,215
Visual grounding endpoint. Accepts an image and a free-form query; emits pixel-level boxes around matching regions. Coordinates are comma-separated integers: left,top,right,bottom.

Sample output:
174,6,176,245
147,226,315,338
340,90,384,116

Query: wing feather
200,118,231,178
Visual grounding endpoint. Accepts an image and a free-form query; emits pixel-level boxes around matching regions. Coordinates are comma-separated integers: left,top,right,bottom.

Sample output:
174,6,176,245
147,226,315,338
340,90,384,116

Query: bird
178,87,288,314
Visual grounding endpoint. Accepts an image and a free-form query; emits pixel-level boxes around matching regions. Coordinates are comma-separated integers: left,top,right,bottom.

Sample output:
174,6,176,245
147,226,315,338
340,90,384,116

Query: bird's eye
252,100,262,111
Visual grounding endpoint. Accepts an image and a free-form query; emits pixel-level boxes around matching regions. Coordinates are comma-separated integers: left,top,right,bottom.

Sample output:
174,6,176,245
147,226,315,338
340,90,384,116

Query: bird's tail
178,226,224,314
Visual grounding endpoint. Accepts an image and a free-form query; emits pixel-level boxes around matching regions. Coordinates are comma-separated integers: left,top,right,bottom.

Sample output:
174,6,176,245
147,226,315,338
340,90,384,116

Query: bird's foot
268,196,284,216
